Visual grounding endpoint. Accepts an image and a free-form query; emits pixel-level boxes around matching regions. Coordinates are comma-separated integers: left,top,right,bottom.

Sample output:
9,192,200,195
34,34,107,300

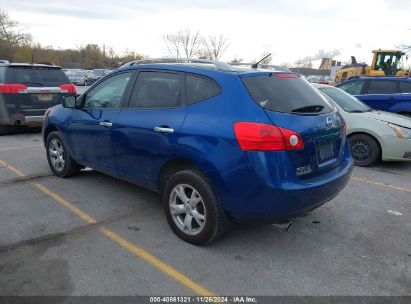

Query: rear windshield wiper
291,105,324,113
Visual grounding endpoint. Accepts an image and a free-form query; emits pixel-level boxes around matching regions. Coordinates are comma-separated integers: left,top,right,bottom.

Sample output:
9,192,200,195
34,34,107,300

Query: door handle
154,126,174,134
99,121,113,127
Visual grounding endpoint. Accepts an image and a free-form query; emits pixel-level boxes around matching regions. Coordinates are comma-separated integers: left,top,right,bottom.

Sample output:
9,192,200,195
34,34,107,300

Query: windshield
242,74,333,114
8,66,69,86
93,70,105,76
319,86,371,113
375,52,404,76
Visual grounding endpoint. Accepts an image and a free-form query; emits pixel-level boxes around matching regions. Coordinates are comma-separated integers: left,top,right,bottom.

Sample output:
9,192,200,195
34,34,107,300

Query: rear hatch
3,65,75,117
242,73,345,178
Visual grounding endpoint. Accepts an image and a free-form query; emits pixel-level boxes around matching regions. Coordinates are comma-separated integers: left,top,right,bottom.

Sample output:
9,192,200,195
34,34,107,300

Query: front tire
46,131,82,177
349,134,380,167
163,169,225,245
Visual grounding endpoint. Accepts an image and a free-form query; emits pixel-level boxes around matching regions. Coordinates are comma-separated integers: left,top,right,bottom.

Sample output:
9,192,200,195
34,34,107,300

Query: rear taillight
0,84,27,94
233,122,304,151
59,84,77,94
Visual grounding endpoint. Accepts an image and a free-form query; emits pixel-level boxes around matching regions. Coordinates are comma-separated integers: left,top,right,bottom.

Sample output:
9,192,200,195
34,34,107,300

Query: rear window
399,81,411,93
242,74,333,114
7,66,69,87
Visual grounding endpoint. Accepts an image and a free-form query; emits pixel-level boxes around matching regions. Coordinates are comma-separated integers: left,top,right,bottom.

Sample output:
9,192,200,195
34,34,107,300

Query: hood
362,110,411,129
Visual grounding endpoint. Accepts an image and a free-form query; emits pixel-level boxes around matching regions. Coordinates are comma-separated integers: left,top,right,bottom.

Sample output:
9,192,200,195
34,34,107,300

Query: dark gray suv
0,61,76,135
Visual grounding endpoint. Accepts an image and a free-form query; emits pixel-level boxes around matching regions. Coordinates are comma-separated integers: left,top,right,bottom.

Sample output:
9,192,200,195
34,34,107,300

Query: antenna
252,53,271,68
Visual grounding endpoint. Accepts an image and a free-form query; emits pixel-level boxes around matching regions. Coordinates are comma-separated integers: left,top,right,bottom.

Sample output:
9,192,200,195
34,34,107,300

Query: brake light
233,122,304,151
59,84,77,94
0,84,27,94
274,73,298,78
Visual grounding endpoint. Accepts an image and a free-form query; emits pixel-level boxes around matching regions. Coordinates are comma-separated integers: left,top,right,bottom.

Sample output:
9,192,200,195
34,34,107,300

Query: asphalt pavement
0,133,410,296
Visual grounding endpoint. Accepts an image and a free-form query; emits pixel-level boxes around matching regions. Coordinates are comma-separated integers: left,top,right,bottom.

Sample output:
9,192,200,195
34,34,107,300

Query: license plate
37,94,53,101
318,141,335,163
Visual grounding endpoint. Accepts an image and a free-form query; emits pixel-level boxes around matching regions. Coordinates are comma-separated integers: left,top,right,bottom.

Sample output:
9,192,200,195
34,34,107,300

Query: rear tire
163,169,226,245
349,134,380,167
46,131,82,177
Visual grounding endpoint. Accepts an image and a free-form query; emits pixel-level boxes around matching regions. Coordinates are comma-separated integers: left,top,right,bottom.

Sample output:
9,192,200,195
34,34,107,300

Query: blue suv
42,59,353,244
336,76,411,117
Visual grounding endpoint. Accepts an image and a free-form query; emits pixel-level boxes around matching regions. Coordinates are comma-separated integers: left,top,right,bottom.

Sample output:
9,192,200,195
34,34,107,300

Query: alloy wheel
49,138,65,171
169,184,206,236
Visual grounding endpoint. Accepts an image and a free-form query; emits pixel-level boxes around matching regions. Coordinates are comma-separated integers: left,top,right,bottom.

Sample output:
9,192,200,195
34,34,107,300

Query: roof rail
0,60,10,64
121,58,237,72
36,62,57,66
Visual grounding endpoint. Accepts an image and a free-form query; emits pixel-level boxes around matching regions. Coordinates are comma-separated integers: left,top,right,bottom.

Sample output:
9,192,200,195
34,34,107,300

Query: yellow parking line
34,183,97,224
100,227,215,296
0,160,26,177
0,159,215,296
0,144,42,152
351,176,411,193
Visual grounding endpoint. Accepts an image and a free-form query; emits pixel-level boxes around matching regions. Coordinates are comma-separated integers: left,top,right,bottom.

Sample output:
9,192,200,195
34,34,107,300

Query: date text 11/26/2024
149,296,257,303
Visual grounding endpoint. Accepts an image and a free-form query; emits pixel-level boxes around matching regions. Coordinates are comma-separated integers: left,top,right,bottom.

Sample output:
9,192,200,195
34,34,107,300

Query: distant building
319,58,342,70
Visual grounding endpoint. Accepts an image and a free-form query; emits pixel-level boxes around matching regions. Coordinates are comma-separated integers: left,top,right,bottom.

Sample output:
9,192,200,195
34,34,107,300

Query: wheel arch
158,158,208,193
43,124,59,145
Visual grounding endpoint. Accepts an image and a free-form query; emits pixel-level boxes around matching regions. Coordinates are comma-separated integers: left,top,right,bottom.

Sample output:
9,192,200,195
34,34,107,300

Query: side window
338,80,364,95
367,80,398,94
399,81,411,93
129,71,182,109
83,72,132,109
185,74,221,104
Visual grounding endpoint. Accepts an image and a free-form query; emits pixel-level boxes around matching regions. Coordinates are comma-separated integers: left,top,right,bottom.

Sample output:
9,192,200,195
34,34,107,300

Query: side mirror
62,95,78,108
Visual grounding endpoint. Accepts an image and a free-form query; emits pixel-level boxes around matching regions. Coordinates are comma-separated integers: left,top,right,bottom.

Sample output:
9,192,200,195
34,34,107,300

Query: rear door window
337,80,365,95
7,66,69,86
185,74,221,104
242,74,333,114
129,71,183,109
399,81,411,93
367,80,399,94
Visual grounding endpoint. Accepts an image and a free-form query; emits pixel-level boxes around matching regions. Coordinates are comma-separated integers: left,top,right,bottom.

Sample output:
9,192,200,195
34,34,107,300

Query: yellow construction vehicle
335,49,409,84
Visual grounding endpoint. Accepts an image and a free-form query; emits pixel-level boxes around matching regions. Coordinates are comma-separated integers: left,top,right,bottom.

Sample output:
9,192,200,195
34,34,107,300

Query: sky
1,0,410,67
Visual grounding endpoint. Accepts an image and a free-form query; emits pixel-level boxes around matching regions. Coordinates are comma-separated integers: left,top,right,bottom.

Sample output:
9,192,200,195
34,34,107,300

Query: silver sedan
314,84,411,166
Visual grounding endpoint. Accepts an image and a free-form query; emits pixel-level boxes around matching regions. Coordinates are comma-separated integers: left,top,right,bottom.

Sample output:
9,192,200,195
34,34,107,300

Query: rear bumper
3,115,44,127
25,115,44,125
230,160,353,222
2,115,44,127
208,143,354,222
